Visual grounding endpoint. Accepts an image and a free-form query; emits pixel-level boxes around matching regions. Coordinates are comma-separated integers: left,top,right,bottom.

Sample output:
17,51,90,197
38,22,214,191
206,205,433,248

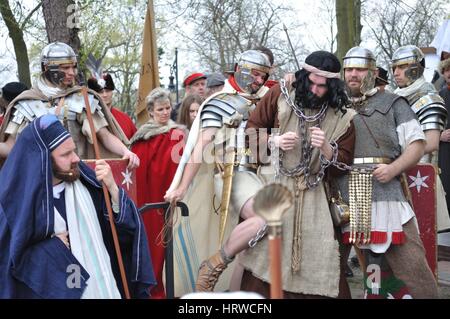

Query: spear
253,183,293,299
81,86,131,299
283,24,301,71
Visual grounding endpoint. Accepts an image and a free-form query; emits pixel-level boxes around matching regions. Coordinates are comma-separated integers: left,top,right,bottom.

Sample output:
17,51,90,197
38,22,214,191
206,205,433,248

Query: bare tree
0,0,42,86
161,0,306,76
336,0,362,61
305,0,337,53
78,0,149,114
364,0,447,67
322,0,337,53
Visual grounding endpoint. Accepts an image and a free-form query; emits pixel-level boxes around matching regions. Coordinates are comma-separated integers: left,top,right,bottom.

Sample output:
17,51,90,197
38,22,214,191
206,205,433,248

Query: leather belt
353,157,392,165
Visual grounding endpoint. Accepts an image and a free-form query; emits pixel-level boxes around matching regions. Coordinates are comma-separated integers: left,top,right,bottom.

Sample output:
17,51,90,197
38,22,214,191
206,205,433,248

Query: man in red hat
88,74,137,140
171,72,207,120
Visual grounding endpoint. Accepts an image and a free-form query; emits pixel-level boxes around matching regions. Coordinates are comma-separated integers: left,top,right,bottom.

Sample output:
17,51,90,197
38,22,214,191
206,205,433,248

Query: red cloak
111,107,137,140
131,127,185,298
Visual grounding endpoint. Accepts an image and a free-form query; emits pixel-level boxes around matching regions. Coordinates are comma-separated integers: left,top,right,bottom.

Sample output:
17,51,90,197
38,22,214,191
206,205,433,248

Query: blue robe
0,117,155,298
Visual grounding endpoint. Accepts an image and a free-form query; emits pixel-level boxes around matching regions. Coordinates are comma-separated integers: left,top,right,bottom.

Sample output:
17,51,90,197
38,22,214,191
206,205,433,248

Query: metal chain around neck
277,80,360,188
280,79,329,122
278,80,331,188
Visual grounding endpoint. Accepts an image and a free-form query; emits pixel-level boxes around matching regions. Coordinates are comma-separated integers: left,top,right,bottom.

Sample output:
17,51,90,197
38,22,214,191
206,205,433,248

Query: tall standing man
391,45,449,231
239,51,356,298
339,46,438,298
171,72,207,120
164,50,273,296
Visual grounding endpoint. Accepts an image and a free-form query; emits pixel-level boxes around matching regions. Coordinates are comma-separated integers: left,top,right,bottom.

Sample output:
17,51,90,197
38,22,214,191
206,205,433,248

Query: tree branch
20,1,43,30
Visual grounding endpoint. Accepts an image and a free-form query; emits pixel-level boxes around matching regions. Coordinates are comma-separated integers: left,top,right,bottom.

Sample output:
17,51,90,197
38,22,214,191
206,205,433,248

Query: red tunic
0,115,3,127
110,107,137,140
131,128,185,298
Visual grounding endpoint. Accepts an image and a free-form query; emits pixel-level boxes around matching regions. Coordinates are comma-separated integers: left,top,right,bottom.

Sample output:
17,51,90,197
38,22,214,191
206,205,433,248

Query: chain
280,80,328,122
277,80,360,188
278,80,329,188
248,223,268,248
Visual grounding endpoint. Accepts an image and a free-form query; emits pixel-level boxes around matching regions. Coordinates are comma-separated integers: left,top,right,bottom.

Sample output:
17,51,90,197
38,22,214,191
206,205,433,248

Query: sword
219,148,236,245
283,24,301,71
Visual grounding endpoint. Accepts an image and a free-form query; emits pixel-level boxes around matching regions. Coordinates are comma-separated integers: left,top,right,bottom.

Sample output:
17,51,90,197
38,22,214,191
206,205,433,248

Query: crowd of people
0,39,450,299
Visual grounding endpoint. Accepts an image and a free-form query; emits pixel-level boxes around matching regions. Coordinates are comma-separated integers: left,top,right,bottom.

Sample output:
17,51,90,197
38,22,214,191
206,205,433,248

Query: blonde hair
145,87,171,111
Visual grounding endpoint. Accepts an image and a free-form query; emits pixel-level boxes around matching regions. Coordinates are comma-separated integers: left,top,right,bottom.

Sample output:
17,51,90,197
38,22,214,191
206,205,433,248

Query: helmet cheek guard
40,42,78,86
234,50,271,94
44,65,67,86
390,45,425,85
342,46,377,95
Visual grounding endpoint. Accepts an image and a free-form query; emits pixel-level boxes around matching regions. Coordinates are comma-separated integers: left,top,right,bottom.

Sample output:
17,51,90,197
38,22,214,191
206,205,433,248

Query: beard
301,91,328,109
249,82,263,94
346,85,362,97
52,161,80,183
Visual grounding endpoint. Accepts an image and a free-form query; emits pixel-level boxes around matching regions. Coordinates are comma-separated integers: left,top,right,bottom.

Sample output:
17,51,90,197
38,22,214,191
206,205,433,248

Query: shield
83,159,137,203
405,163,437,277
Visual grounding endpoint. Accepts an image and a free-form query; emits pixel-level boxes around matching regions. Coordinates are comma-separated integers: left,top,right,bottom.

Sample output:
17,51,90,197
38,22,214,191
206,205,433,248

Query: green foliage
76,0,150,115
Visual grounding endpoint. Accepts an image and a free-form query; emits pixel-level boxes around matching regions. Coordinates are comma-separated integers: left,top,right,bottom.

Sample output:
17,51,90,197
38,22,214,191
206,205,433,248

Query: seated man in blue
0,114,155,298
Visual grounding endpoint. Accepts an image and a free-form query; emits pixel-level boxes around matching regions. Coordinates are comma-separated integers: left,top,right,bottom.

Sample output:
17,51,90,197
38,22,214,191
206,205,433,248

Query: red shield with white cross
83,159,137,203
405,163,437,277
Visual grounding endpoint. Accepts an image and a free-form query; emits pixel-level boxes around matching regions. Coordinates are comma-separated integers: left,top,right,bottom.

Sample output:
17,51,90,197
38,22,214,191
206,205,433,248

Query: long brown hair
177,94,204,130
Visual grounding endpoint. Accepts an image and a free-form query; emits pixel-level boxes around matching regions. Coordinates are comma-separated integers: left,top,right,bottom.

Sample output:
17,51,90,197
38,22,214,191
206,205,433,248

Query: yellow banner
135,0,160,127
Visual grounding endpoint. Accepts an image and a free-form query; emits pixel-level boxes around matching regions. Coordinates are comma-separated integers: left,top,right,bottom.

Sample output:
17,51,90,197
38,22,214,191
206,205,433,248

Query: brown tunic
246,83,355,176
241,82,356,298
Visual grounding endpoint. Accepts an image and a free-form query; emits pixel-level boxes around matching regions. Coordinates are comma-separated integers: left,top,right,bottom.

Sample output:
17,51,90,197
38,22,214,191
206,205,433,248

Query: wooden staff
253,183,293,299
81,87,131,299
268,234,283,298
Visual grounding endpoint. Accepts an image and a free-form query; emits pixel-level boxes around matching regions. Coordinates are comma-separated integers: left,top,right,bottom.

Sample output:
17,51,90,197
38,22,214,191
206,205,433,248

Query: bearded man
239,51,356,298
0,114,154,298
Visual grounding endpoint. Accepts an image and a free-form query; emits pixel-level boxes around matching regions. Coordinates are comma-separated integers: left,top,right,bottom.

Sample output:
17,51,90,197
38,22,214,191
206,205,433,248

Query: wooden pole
252,183,292,300
269,235,283,299
81,86,131,299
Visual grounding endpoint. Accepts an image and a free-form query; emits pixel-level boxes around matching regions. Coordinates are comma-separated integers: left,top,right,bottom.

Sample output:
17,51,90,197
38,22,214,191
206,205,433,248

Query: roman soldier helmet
343,46,377,95
390,45,425,86
40,42,77,85
234,49,271,94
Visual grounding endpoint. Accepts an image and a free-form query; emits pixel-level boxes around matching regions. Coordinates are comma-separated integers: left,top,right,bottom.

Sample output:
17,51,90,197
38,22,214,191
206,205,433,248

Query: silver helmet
40,42,77,85
343,46,377,95
342,47,377,70
390,45,425,86
234,49,271,94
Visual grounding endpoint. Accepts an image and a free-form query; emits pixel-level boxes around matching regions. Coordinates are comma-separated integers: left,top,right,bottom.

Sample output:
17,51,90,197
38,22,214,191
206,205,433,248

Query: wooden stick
81,87,131,299
269,235,283,299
